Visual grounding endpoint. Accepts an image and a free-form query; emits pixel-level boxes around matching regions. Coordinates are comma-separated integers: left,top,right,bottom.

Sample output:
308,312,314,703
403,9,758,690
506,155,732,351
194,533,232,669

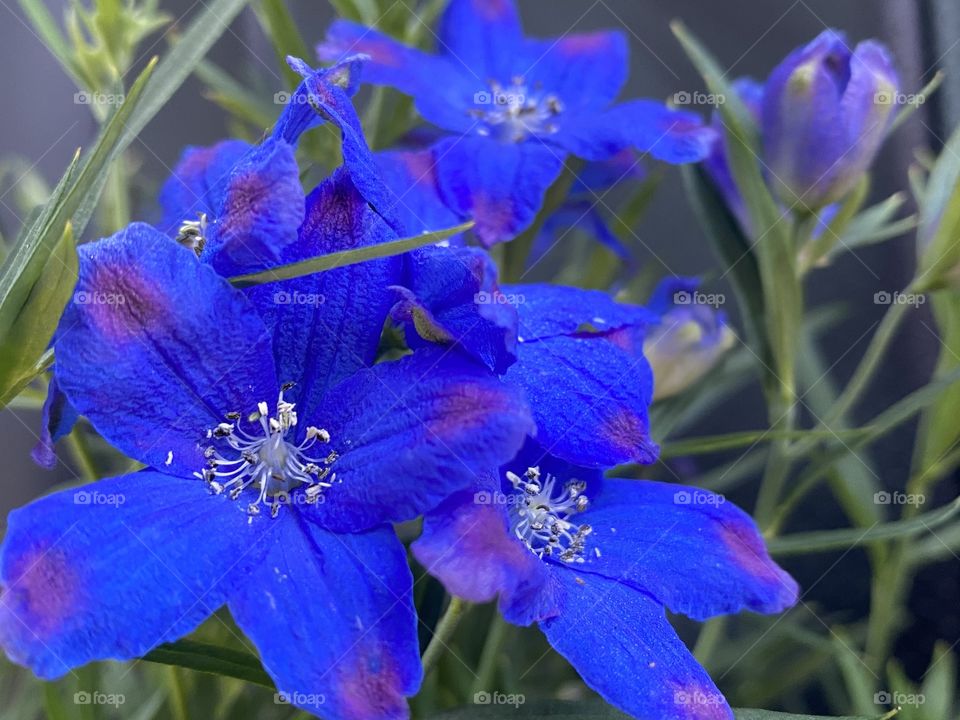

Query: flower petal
433,136,565,246
229,519,420,720
309,348,534,532
521,31,629,113
158,139,251,236
437,0,524,79
375,149,463,237
554,100,717,164
30,376,78,470
505,335,658,467
246,168,402,419
542,569,734,720
572,479,799,620
200,140,306,276
412,487,559,626
0,471,271,679
392,245,518,374
55,224,278,476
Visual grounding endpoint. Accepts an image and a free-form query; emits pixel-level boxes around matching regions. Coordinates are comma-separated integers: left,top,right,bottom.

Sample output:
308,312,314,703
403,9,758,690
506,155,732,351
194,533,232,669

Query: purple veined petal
0,471,273,679
31,375,78,470
246,167,403,420
553,99,717,164
392,245,519,374
433,135,565,246
54,223,279,477
542,569,734,720
305,347,534,533
374,149,464,237
229,519,420,720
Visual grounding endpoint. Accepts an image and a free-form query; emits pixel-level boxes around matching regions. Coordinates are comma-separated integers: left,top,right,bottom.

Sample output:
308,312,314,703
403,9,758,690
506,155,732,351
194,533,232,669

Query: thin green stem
470,613,509,696
692,616,727,666
166,666,189,720
420,596,469,676
66,427,98,481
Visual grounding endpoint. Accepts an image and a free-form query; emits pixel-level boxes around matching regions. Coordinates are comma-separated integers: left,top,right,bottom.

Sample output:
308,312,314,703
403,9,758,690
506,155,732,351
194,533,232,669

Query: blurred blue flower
642,277,735,400
318,0,716,246
762,29,899,209
1,214,532,718
412,440,798,720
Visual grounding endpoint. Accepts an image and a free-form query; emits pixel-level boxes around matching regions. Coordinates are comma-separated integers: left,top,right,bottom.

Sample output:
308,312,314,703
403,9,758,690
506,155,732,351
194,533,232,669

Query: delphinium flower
0,216,533,719
317,0,716,246
411,439,798,720
706,30,899,217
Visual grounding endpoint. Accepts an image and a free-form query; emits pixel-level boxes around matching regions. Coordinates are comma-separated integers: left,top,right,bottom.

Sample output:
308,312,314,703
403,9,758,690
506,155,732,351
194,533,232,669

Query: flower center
468,77,563,143
195,385,338,517
506,466,591,563
176,213,208,255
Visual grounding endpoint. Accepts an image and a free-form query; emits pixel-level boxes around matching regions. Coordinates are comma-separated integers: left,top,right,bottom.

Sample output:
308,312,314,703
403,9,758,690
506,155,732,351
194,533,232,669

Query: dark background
0,0,957,686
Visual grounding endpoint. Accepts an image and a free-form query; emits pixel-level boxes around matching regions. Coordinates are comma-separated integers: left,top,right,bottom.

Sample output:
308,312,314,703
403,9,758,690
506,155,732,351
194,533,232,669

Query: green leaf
430,701,880,719
889,70,944,133
228,221,475,287
661,427,869,459
143,640,273,688
672,21,800,408
0,223,76,403
798,175,870,273
768,498,960,556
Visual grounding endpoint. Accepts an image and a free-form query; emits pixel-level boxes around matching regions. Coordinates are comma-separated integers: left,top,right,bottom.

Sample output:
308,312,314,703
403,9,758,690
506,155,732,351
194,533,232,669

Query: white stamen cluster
507,466,591,563
176,213,207,255
195,385,337,518
469,77,563,142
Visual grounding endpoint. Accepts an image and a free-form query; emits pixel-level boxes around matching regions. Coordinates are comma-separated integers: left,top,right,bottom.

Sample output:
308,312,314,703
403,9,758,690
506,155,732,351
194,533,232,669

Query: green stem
66,427,98,481
470,614,509,696
166,666,189,720
420,596,469,676
825,298,912,427
692,616,727,667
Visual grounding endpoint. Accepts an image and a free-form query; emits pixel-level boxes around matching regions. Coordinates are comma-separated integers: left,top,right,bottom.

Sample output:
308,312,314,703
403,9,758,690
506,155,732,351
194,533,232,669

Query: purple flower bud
762,29,899,209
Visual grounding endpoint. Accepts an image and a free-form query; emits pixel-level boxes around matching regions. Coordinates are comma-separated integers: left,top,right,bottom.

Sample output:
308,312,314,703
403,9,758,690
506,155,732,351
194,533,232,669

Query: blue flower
317,0,716,246
642,277,735,401
411,439,798,720
762,30,899,209
0,214,532,718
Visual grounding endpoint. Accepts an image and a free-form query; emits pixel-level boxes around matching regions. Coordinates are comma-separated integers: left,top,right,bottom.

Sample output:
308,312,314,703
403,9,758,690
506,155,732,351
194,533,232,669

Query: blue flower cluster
0,2,907,718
